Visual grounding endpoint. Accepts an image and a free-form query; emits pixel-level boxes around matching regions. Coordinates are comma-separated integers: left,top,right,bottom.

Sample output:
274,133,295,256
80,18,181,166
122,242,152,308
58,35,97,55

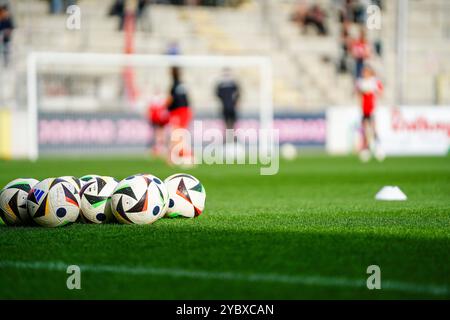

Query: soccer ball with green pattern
79,174,101,188
0,178,39,225
137,173,169,219
111,174,167,225
164,173,206,218
79,176,118,224
27,178,80,227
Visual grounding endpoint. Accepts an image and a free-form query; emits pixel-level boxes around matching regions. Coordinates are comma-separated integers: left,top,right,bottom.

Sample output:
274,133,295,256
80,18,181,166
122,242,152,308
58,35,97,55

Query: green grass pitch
0,155,449,299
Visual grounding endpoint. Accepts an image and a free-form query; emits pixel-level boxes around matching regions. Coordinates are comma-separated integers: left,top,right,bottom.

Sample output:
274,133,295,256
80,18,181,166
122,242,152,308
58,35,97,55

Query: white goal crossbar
27,52,273,161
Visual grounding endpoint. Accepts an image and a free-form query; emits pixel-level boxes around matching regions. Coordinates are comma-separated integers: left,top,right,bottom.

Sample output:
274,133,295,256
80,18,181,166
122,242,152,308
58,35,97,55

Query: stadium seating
3,0,450,112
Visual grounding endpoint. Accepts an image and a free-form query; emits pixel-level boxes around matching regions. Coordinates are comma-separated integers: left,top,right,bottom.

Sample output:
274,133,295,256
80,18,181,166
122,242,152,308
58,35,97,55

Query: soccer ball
59,176,82,193
79,176,118,224
111,174,166,225
280,143,298,161
164,173,206,218
0,178,39,225
374,146,386,162
79,174,101,187
359,149,372,163
137,174,169,218
27,178,80,227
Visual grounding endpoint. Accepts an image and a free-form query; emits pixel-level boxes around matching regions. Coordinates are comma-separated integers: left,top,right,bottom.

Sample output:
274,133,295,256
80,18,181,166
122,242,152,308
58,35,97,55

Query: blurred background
0,0,449,158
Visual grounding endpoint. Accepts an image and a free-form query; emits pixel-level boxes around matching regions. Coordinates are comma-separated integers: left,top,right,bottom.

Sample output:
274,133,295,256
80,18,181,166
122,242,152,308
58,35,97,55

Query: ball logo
33,189,45,203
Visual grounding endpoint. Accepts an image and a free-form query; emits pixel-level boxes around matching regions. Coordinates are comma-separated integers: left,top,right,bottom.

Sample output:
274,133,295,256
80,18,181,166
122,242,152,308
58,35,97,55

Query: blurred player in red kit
167,67,193,165
147,88,169,158
356,65,384,161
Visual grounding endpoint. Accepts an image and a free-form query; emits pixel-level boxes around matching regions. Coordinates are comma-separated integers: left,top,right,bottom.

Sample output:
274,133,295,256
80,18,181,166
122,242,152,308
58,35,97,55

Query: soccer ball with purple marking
164,173,206,218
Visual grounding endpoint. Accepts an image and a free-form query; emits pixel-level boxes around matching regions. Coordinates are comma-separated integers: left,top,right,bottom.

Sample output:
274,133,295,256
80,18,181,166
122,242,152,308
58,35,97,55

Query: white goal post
27,52,274,161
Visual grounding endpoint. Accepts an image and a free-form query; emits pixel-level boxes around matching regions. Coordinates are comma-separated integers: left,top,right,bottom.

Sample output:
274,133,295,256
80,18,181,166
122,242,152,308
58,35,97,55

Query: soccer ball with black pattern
79,176,118,224
164,173,206,218
137,173,169,218
0,178,39,225
111,174,166,225
27,178,80,227
59,176,82,193
79,174,101,188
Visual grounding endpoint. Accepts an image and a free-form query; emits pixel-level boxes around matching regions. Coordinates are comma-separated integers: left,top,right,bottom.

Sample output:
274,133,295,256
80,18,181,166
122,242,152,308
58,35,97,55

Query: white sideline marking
0,260,448,297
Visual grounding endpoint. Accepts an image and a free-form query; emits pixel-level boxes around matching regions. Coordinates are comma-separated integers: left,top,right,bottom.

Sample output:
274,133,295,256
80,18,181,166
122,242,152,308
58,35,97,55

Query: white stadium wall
326,106,450,156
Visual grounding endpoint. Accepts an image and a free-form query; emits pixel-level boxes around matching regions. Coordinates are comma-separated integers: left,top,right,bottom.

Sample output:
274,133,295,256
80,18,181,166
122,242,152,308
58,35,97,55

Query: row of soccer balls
0,173,206,227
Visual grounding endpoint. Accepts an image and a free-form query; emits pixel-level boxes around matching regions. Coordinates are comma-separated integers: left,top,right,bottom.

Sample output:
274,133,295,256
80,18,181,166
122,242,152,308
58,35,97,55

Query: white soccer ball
27,178,80,227
280,143,298,161
59,176,82,193
111,174,166,225
79,174,101,187
164,173,206,218
374,147,386,162
359,149,372,163
0,178,39,225
137,173,169,218
79,176,118,224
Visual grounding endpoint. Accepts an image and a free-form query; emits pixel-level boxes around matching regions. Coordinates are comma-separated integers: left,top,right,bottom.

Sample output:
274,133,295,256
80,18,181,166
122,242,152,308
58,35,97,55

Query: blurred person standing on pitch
216,68,240,142
147,87,169,158
356,65,384,162
167,66,193,165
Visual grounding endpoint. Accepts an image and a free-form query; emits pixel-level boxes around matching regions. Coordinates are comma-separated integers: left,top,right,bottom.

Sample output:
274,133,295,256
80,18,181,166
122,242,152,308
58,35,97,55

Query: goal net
27,52,273,161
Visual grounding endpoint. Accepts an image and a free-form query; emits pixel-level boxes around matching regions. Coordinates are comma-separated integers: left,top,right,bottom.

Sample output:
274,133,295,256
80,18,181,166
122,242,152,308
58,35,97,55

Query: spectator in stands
48,0,77,14
338,21,351,73
0,5,14,67
339,0,381,25
109,0,125,30
352,0,370,24
337,0,352,23
350,28,371,79
303,5,328,36
291,2,328,36
110,0,150,31
215,68,240,137
137,0,151,19
291,1,307,27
